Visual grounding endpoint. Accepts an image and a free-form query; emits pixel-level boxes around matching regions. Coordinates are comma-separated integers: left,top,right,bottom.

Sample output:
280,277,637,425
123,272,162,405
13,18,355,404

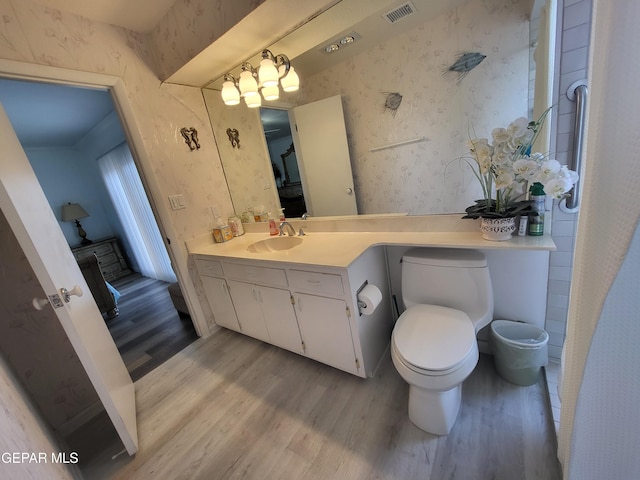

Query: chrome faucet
279,221,296,236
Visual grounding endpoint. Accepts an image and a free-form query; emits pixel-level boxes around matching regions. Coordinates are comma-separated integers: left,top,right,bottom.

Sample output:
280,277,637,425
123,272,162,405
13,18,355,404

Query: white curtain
558,0,640,477
98,143,176,283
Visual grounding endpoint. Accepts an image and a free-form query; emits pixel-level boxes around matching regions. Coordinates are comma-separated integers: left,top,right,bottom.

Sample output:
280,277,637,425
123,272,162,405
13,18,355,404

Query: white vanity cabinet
223,261,303,354
196,259,241,332
193,250,392,379
227,280,302,353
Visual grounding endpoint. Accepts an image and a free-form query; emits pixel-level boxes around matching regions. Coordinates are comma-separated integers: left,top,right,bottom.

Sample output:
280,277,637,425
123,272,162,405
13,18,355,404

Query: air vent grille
383,1,417,24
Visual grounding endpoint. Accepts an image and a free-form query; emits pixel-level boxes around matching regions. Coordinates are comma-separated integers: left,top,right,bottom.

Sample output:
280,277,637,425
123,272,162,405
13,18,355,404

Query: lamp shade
280,66,299,92
261,84,280,101
258,58,279,88
244,93,262,108
239,70,258,97
61,203,89,222
221,80,241,105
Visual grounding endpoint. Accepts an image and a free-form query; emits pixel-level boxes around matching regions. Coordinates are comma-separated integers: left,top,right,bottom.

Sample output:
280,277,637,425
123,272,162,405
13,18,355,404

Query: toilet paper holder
356,280,369,316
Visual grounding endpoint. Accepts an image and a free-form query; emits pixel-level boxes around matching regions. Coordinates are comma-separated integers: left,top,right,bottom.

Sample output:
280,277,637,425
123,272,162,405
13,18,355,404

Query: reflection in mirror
204,0,550,217
260,108,307,217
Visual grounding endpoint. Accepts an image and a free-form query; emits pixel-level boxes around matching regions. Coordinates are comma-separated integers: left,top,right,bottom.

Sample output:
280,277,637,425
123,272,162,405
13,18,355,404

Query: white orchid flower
544,177,574,199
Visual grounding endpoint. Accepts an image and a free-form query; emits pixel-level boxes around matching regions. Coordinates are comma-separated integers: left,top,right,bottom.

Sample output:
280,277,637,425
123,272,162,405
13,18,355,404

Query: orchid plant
462,108,579,219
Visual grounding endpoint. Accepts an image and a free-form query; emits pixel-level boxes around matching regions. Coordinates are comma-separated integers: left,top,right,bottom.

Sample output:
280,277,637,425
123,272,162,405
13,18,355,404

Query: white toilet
391,248,494,435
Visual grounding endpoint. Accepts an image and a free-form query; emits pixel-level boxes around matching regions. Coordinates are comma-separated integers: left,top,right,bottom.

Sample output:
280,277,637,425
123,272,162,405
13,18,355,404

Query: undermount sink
246,236,303,253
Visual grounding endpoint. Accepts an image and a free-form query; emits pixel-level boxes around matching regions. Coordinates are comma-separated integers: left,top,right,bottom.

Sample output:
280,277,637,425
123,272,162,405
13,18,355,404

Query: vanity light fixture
221,49,300,106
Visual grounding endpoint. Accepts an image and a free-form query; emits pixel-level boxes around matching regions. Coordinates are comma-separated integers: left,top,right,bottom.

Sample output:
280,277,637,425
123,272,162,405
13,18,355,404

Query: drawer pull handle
307,280,322,284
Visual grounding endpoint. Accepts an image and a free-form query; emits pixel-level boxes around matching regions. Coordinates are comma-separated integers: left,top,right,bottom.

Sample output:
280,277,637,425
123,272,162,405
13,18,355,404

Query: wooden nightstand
71,236,131,282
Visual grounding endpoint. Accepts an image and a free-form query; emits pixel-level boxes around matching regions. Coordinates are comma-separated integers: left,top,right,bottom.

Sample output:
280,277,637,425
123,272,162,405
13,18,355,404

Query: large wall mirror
203,0,554,219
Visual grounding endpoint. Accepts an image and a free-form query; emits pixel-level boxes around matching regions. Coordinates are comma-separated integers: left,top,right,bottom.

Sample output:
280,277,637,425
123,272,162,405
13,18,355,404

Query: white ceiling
31,0,177,33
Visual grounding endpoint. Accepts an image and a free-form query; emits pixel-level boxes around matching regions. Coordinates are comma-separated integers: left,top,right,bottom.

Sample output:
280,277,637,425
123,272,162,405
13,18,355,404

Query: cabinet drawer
100,262,122,280
95,252,118,267
223,262,288,288
289,270,344,297
196,259,224,277
78,242,114,258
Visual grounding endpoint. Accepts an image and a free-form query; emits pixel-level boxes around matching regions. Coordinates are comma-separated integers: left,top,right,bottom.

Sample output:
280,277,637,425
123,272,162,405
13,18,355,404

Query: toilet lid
393,304,476,372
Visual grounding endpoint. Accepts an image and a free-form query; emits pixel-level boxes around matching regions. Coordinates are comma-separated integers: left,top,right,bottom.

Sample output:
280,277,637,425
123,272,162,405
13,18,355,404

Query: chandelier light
221,49,300,106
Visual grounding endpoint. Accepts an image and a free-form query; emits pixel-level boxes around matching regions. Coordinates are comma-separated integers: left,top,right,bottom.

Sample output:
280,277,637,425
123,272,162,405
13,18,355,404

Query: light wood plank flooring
106,274,199,381
72,329,561,480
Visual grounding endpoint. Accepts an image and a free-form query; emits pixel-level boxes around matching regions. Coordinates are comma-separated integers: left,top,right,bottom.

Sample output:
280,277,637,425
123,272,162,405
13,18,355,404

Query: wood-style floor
73,328,561,480
107,274,199,381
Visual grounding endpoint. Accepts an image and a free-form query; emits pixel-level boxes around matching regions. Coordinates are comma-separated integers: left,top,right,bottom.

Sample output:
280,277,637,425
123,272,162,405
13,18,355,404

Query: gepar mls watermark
2,452,79,464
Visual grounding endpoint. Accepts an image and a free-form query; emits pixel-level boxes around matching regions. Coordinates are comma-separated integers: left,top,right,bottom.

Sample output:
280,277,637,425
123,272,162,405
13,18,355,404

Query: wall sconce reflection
226,128,240,148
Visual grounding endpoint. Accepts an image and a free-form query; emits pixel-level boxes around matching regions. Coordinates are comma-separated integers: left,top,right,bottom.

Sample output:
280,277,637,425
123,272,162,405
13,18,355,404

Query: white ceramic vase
480,217,517,241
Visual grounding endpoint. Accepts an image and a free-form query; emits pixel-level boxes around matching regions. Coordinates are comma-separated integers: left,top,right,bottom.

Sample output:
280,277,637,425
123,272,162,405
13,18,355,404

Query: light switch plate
169,194,186,210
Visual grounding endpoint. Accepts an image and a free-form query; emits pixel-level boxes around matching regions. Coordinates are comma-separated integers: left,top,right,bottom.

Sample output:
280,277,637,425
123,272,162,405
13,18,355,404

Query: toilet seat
393,304,477,376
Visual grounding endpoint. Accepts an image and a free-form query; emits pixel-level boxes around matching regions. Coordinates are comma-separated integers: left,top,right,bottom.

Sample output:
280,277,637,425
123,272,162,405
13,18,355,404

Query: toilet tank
401,248,494,332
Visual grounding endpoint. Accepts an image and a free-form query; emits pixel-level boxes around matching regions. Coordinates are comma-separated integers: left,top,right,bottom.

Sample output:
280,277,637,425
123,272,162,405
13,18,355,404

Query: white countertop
187,215,556,268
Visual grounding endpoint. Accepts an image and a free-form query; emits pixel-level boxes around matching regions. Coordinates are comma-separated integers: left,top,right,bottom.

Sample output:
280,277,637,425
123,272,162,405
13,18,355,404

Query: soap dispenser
268,212,278,236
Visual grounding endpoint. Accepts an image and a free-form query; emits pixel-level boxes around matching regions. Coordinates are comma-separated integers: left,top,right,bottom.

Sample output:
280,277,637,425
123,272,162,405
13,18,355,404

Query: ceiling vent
383,1,417,24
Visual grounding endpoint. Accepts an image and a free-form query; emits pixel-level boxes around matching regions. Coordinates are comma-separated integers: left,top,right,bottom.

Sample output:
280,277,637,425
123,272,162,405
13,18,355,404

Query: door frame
0,58,209,338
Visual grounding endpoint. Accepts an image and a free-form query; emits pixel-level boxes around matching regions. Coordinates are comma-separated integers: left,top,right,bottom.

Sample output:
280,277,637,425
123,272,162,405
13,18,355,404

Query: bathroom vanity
194,245,392,378
188,215,555,378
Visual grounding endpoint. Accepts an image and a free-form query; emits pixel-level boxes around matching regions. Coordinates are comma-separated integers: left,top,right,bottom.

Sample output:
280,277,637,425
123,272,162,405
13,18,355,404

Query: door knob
32,297,49,310
346,187,353,194
60,285,83,303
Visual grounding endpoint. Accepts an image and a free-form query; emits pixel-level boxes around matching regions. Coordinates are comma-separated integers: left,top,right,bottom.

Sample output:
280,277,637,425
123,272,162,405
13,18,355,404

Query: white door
0,104,138,455
290,95,358,216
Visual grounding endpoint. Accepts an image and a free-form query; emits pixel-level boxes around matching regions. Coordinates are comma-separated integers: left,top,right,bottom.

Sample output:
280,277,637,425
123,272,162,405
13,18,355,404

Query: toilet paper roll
357,284,382,316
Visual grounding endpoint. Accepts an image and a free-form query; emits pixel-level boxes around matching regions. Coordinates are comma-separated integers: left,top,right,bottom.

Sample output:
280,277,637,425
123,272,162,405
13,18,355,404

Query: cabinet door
227,280,270,342
259,285,303,354
200,276,241,332
295,293,358,375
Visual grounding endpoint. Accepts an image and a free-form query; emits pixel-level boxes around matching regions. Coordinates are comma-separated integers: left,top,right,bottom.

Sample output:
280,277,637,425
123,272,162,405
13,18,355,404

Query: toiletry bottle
228,215,244,236
268,213,278,236
528,183,546,236
278,207,286,222
254,205,266,223
213,216,233,242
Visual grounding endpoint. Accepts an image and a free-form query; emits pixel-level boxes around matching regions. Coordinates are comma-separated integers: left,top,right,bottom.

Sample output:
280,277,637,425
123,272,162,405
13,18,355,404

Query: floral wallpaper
204,89,281,217
0,210,99,431
0,0,239,426
291,0,531,215
150,0,266,81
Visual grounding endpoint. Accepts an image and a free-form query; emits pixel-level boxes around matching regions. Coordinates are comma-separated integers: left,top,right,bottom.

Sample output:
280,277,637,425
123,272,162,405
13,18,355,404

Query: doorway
260,107,307,217
0,77,198,381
